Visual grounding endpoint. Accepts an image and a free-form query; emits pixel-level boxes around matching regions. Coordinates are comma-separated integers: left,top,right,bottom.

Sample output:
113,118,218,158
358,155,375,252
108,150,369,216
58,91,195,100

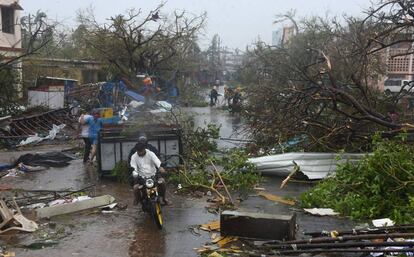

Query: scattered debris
216,236,238,248
20,240,59,250
372,218,395,227
0,248,15,257
0,199,38,234
200,220,220,232
304,208,340,216
207,252,223,257
19,124,66,146
210,160,234,205
0,163,12,171
3,163,49,178
0,115,12,131
257,191,296,206
0,108,75,147
13,152,75,168
255,231,414,255
100,203,117,210
249,152,365,179
36,195,115,219
252,187,266,191
280,161,300,189
116,202,128,210
188,226,202,236
304,224,414,237
9,185,96,208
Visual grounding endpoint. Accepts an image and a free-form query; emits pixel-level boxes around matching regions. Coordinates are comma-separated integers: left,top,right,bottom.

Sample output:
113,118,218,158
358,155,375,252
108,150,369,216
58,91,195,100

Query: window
2,7,14,34
384,79,402,87
82,69,96,83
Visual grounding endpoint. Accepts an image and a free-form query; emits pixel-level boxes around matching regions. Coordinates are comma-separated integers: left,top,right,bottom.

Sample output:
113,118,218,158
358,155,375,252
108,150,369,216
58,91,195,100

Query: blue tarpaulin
124,90,145,102
0,163,12,171
99,82,115,107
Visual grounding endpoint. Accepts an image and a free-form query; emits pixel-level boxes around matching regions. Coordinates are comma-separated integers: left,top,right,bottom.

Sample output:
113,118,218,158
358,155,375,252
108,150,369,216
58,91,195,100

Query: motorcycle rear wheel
150,201,163,229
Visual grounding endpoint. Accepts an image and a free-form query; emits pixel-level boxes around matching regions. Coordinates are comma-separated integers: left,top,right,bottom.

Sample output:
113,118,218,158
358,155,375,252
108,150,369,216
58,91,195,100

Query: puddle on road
128,197,215,257
129,218,167,257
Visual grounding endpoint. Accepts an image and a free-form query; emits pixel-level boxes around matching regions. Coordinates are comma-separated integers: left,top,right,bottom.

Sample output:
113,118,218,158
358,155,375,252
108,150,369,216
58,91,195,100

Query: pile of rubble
0,108,75,147
196,213,414,256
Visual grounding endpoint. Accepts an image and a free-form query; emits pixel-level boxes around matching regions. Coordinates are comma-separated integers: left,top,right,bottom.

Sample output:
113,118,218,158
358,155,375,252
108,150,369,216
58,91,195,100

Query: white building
0,0,23,95
272,29,283,46
0,0,22,58
271,26,296,47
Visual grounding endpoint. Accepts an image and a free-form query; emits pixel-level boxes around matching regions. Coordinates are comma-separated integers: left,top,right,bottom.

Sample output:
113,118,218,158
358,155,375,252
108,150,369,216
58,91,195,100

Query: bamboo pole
261,241,414,250
272,233,414,245
276,248,414,254
304,224,414,237
210,160,234,205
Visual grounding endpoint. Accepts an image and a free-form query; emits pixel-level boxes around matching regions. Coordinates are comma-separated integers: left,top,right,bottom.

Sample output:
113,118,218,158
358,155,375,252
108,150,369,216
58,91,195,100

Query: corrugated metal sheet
248,152,367,180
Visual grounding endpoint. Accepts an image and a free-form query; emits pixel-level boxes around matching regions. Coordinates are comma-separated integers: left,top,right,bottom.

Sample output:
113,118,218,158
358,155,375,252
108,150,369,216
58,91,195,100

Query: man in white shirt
130,142,170,206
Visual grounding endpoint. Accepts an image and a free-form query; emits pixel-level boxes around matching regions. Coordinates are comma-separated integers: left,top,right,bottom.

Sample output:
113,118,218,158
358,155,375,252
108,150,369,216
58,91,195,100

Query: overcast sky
21,0,372,50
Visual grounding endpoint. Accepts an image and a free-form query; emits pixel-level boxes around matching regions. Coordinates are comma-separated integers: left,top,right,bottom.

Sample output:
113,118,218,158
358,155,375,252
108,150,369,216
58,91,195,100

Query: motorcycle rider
130,142,171,206
128,135,160,161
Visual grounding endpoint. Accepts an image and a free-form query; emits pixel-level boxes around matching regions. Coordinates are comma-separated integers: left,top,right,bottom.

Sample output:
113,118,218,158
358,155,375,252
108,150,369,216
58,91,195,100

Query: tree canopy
76,4,206,82
240,0,414,152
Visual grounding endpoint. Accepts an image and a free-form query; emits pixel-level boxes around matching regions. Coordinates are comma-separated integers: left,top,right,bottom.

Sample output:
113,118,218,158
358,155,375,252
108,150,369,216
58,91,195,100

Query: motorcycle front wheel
150,201,163,229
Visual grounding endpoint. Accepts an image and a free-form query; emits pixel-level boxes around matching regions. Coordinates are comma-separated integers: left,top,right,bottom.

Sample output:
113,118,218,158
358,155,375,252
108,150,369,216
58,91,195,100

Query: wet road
0,146,216,257
183,106,246,149
0,105,355,257
183,85,247,149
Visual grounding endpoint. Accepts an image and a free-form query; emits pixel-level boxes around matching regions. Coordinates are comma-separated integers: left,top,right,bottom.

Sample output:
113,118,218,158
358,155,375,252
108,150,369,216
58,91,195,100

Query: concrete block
220,210,296,240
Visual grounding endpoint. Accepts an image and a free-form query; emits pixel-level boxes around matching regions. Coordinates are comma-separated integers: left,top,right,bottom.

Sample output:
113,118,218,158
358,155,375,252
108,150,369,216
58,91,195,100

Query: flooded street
0,106,354,257
0,145,215,257
0,0,408,256
183,86,247,149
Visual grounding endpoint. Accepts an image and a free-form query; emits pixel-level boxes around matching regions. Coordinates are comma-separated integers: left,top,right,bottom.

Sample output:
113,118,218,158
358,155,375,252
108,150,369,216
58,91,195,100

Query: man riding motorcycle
130,142,171,206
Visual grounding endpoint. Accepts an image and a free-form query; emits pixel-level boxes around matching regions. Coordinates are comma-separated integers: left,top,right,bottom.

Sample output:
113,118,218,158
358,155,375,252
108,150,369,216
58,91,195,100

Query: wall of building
23,58,106,88
0,0,22,56
382,42,414,93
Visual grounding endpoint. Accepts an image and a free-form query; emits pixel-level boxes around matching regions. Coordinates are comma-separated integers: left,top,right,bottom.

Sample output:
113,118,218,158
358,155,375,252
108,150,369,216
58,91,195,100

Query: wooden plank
36,195,115,219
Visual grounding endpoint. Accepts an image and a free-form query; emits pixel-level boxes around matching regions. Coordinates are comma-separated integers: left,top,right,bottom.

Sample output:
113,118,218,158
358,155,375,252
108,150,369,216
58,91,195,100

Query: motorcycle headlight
145,179,155,188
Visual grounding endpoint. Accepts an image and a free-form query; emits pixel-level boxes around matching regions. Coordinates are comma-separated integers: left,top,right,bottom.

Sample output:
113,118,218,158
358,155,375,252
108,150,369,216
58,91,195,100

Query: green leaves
110,160,130,184
173,122,261,194
300,138,414,224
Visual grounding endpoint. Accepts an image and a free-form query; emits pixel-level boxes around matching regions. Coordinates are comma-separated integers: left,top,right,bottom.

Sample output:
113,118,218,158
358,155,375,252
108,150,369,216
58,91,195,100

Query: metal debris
0,108,75,147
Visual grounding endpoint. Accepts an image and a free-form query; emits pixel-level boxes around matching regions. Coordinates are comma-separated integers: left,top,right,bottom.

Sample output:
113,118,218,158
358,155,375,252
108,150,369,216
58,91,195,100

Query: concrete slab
221,210,296,240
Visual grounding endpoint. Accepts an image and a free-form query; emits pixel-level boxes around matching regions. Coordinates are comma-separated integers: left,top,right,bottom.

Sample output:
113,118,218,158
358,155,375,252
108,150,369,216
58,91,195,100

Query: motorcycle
138,176,164,229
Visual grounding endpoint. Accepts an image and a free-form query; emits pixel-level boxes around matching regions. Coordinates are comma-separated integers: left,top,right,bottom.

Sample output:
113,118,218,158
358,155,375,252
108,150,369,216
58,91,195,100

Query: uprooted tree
240,0,414,152
76,4,206,85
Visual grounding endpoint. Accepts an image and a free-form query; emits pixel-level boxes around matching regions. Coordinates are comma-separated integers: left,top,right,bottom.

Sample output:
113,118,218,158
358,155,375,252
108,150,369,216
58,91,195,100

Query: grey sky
21,0,372,49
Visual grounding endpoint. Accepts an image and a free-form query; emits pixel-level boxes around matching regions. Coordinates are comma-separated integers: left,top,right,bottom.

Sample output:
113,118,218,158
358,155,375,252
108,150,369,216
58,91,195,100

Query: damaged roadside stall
97,123,183,176
0,108,76,148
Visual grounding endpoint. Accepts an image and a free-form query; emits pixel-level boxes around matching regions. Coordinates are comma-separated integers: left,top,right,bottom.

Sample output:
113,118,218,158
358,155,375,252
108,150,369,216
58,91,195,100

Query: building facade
0,0,23,97
0,0,22,58
23,58,106,88
383,42,414,93
271,26,296,47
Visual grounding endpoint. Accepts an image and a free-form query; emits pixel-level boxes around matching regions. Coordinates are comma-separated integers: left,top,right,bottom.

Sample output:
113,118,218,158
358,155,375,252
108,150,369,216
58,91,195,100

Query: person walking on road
80,109,103,163
210,86,218,106
78,110,93,163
